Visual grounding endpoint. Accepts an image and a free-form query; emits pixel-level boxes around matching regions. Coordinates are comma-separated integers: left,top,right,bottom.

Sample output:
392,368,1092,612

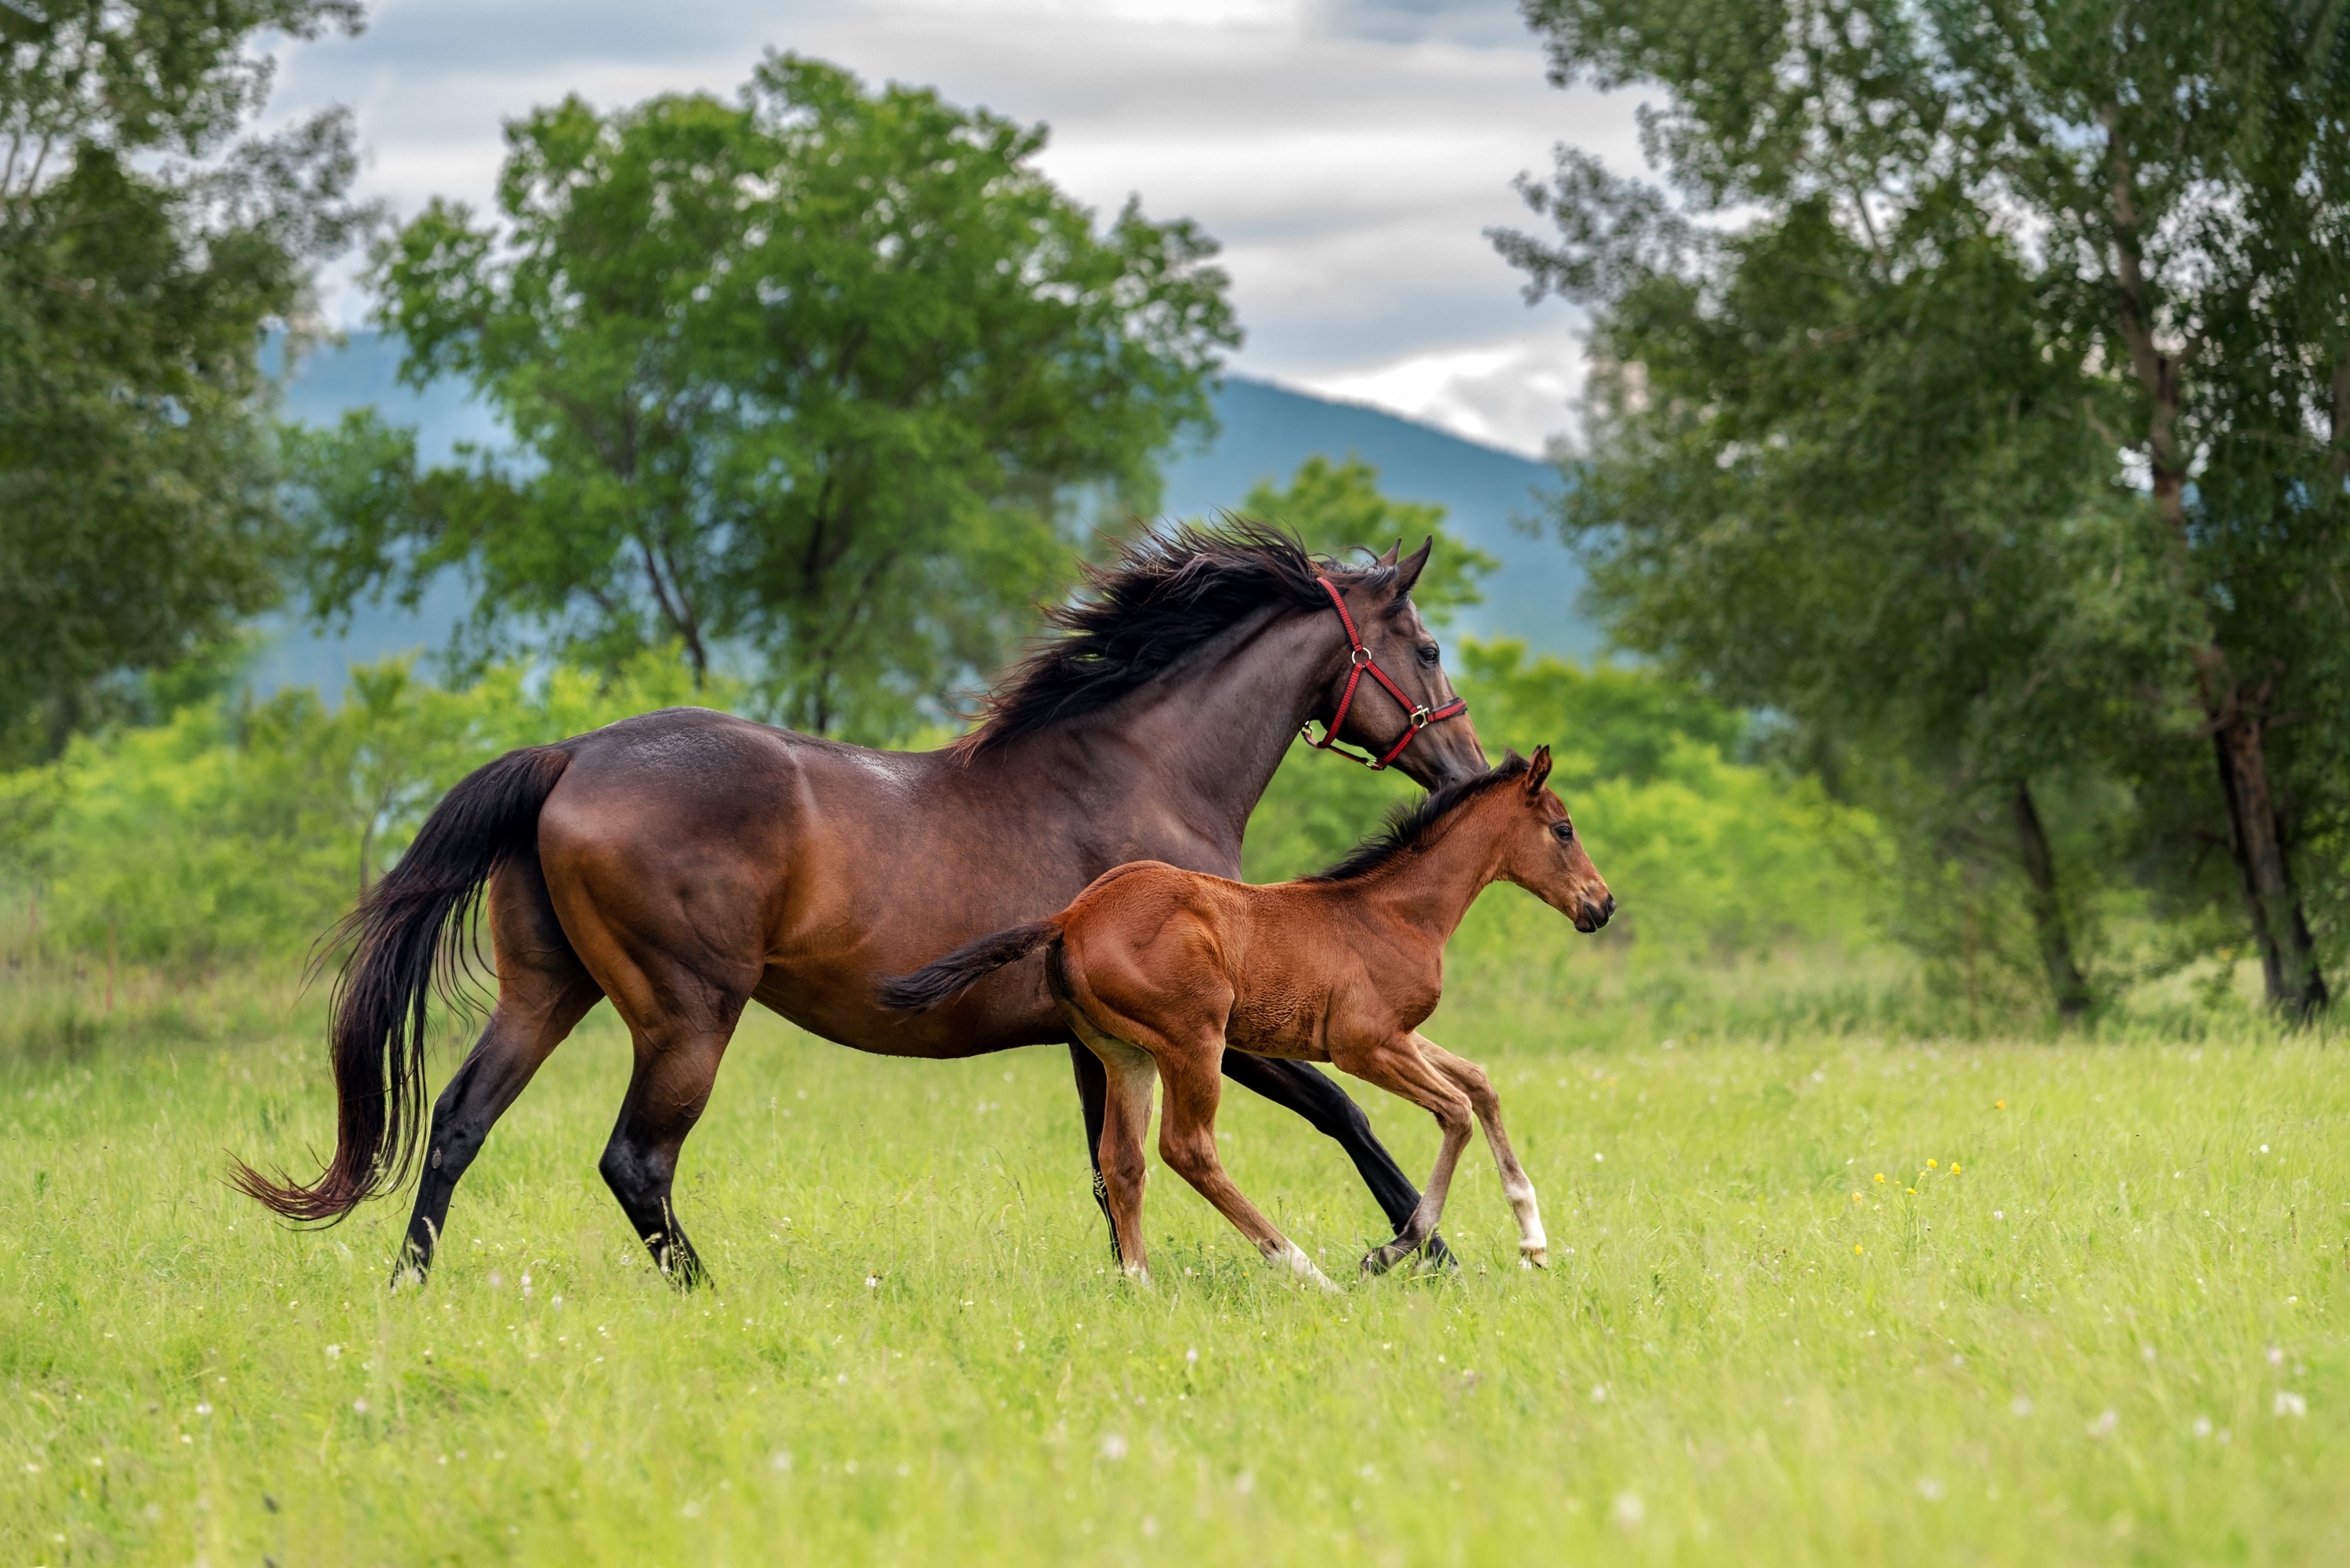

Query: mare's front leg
1219,1053,1454,1268
1417,1037,1547,1269
1333,1033,1477,1277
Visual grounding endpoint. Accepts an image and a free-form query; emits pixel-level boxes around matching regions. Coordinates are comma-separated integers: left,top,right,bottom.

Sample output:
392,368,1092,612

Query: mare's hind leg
598,1017,741,1288
1067,1043,1120,1260
397,859,604,1285
1418,1039,1547,1269
1218,1053,1453,1269
1334,1033,1477,1277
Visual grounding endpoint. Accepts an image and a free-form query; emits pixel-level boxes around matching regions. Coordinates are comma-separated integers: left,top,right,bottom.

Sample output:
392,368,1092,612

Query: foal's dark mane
953,522,1401,756
1303,753,1534,884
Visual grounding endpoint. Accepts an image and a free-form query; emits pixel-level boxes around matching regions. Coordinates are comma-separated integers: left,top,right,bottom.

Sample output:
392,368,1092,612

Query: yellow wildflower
1951,1163,1962,1174
1850,1192,1864,1202
1927,1160,1937,1169
1875,1172,1885,1183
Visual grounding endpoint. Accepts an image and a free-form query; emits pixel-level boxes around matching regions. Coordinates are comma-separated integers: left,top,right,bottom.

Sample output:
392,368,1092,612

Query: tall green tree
1,0,371,764
294,53,1238,742
1509,0,2350,1017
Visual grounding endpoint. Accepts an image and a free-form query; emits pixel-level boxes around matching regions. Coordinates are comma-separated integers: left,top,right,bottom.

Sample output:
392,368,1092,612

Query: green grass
2,957,2345,1566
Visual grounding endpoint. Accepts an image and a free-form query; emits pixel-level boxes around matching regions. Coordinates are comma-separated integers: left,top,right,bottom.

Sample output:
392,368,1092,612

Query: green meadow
4,951,2342,1566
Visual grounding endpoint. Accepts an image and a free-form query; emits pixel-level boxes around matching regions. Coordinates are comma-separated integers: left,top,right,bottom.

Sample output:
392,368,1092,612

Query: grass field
2,957,2345,1566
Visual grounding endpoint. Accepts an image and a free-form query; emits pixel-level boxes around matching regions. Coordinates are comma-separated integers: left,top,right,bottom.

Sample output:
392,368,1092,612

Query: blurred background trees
0,0,373,766
1503,0,2350,1023
11,0,2350,1035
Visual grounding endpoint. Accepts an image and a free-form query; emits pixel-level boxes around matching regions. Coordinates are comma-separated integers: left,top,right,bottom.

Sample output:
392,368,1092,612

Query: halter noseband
1298,576,1470,771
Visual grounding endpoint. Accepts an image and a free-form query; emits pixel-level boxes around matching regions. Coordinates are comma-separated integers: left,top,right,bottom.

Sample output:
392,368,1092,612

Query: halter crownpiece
1299,575,1470,770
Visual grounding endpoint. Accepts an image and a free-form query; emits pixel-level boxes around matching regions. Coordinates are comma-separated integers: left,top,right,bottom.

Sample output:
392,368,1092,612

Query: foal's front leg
1418,1037,1547,1268
1337,1033,1477,1276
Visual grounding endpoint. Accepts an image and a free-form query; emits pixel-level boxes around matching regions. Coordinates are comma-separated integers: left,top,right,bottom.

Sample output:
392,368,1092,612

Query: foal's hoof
1520,1245,1549,1270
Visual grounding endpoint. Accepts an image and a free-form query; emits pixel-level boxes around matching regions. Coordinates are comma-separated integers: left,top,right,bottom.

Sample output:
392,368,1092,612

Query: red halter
1299,576,1470,771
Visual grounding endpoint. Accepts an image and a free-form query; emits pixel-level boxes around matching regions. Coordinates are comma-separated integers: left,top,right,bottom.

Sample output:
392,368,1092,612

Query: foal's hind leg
1065,1010,1157,1281
1419,1039,1548,1269
1151,1036,1340,1293
397,860,603,1285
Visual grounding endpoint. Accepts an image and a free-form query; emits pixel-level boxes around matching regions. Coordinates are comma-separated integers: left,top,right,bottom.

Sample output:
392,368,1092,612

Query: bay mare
234,526,1488,1285
880,749,1613,1288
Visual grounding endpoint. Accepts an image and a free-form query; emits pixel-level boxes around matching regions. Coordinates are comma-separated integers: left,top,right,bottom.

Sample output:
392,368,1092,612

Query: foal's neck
1356,805,1511,947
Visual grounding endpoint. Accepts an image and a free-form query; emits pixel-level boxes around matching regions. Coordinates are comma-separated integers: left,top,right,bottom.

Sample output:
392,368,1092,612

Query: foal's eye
1415,643,1440,667
1551,822,1575,844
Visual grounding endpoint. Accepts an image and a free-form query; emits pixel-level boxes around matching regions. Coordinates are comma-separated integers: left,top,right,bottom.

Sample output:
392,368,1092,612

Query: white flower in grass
1611,1492,1644,1529
2275,1393,2308,1418
1099,1433,1127,1461
2086,1409,2118,1439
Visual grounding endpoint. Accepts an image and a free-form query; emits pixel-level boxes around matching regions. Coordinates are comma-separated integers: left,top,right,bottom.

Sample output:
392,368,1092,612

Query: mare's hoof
1420,1234,1459,1271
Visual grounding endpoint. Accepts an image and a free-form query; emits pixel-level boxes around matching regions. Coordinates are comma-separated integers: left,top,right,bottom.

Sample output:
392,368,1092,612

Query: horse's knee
1159,1129,1217,1183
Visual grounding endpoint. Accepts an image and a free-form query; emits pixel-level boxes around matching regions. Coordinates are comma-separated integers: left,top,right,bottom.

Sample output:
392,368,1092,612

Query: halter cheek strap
1299,576,1470,771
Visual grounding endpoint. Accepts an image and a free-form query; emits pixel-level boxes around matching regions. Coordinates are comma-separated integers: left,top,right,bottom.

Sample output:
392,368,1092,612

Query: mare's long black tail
877,921,1061,1013
231,745,574,1223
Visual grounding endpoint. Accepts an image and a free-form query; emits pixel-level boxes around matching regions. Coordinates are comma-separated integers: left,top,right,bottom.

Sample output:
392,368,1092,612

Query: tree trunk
2010,779,2092,1021
2211,710,2328,1020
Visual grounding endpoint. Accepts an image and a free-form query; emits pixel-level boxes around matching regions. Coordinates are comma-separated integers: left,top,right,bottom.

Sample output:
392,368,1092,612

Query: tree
0,0,371,764
294,53,1238,742
1238,455,1497,626
1509,0,2350,1017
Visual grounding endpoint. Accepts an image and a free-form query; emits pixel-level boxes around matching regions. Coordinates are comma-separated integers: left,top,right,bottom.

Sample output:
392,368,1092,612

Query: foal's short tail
878,920,1062,1013
231,744,574,1223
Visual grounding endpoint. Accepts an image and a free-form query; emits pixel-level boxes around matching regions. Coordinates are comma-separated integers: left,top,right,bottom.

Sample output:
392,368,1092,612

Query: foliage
0,655,718,971
1235,456,1496,625
1506,0,2350,1017
291,52,1238,742
0,0,371,765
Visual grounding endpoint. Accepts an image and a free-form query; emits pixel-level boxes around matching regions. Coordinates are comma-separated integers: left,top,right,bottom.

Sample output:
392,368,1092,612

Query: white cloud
269,0,1640,443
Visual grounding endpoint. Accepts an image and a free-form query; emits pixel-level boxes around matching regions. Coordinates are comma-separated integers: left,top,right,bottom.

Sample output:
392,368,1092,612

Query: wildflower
1855,1244,1864,1254
2010,1395,2033,1417
1611,1493,1645,1529
1996,1100,2006,1110
1851,1192,1864,1202
1951,1164,1961,1174
1100,1433,1129,1461
1927,1160,1937,1169
352,1399,367,1414
2275,1393,2307,1418
2087,1410,2118,1439
1875,1173,1885,1184
1590,1385,1607,1403
1907,1187,1917,1195
324,1344,341,1360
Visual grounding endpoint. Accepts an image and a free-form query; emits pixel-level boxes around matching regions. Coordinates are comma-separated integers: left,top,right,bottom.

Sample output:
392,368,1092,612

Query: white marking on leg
1506,1176,1548,1268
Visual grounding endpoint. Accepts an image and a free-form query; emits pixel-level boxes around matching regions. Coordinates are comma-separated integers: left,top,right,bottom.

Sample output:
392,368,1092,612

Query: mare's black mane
1303,752,1534,884
956,522,1399,754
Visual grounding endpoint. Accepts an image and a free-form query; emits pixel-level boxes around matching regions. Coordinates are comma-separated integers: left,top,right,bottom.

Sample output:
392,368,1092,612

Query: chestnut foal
881,749,1612,1287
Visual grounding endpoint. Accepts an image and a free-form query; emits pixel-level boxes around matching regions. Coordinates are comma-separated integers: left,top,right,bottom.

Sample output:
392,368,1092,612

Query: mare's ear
1374,540,1401,567
1394,536,1433,594
1525,745,1553,793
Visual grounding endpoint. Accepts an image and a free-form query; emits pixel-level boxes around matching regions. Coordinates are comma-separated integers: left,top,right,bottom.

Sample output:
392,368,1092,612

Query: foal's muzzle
1574,893,1616,933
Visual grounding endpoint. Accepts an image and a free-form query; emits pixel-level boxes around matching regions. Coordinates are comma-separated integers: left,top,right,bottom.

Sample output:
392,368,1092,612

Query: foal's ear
1525,745,1553,793
1394,536,1434,594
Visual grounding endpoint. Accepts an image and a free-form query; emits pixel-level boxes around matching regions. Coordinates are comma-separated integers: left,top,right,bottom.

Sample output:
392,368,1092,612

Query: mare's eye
1551,822,1575,844
1416,643,1440,667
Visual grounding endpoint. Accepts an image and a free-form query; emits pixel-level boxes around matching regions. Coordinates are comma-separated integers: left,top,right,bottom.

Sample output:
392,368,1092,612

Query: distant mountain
250,333,1591,699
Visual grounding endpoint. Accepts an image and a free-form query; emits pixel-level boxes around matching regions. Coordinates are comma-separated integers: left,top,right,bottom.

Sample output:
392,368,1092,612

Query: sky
267,0,1647,457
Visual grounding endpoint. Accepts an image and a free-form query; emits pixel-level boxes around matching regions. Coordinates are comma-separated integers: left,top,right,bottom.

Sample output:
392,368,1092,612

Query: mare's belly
748,959,1065,1061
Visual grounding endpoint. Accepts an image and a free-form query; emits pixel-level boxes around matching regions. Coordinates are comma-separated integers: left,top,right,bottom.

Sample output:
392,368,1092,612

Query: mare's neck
1014,607,1342,869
